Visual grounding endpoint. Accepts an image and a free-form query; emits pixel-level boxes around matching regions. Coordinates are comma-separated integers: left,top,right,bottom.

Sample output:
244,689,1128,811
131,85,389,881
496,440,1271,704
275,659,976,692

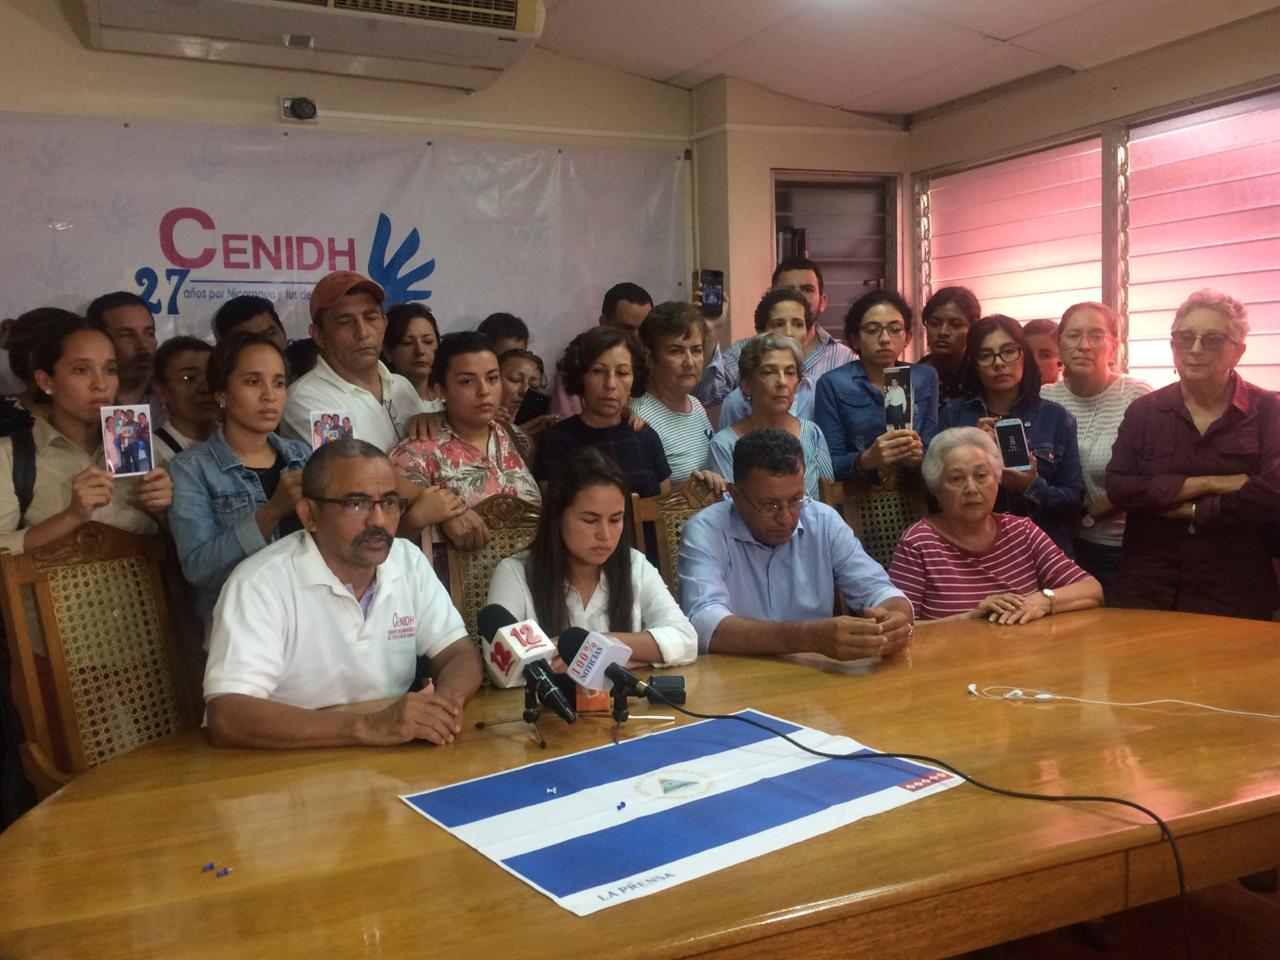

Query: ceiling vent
82,0,545,92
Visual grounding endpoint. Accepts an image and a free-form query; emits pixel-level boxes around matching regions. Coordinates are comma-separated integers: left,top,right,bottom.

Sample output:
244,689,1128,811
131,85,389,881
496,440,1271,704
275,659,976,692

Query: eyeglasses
1060,330,1112,347
739,491,808,518
974,345,1023,366
310,495,408,517
861,323,906,338
1170,330,1238,353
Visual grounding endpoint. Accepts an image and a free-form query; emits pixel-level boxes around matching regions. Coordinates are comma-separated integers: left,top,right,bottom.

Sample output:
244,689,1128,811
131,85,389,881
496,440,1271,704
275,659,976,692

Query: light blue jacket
167,427,312,625
813,360,939,480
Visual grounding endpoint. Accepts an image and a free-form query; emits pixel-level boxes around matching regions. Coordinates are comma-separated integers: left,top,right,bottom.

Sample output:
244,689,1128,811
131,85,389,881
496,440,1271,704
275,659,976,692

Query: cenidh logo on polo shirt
388,612,415,641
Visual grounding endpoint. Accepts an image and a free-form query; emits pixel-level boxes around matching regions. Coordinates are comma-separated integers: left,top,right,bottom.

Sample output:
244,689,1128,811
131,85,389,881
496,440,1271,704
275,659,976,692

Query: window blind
925,138,1102,322
1126,94,1280,390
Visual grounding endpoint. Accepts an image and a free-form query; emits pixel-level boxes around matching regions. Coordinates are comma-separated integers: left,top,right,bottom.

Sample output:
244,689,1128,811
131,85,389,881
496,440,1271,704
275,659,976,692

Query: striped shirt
888,514,1090,621
1042,375,1151,547
706,418,834,499
694,327,855,408
632,393,715,484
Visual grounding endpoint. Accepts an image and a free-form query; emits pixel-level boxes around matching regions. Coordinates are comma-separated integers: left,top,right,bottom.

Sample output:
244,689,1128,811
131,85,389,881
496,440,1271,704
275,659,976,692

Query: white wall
693,78,910,344
3,1,690,149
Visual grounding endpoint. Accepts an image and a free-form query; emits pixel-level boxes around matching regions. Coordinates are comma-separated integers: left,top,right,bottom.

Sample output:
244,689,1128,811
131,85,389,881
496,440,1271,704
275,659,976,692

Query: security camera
281,97,318,122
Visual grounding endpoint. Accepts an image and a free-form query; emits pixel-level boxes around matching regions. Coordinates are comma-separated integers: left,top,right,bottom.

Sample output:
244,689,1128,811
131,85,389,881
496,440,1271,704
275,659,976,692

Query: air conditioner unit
81,0,546,92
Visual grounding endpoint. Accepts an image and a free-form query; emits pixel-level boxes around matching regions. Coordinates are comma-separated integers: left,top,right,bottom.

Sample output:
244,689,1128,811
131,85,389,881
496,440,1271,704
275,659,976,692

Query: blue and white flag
401,710,959,915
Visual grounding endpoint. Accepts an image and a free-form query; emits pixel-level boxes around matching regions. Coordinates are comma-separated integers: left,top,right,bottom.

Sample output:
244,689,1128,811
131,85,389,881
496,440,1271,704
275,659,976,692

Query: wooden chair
631,475,722,597
820,472,930,572
446,494,541,650
0,523,195,800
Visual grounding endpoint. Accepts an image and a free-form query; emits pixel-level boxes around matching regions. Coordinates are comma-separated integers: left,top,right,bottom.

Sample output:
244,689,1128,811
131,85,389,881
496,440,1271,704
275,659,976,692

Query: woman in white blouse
1041,302,1150,594
486,446,697,667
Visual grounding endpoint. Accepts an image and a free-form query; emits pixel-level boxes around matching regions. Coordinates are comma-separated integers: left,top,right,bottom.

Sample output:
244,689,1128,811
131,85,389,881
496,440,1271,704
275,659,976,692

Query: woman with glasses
813,289,938,484
168,331,313,629
1041,303,1151,593
708,332,833,498
487,447,696,668
939,314,1084,553
919,286,981,407
152,336,219,465
1107,289,1280,620
890,427,1101,622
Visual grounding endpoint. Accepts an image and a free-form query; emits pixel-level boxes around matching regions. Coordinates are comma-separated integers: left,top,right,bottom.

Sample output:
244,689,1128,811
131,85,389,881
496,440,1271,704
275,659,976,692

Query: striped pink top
889,514,1090,621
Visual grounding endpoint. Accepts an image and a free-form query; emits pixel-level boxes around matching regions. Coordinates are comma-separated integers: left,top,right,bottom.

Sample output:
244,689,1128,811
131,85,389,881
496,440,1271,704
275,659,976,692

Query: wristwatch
1041,588,1055,615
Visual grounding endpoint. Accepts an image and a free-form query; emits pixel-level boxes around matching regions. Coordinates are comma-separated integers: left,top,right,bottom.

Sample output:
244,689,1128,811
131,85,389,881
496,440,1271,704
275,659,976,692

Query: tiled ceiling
538,0,1280,116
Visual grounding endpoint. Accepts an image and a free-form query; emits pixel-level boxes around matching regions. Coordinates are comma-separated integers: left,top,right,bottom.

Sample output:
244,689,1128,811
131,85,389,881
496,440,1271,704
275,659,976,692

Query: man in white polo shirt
282,270,430,451
204,439,483,748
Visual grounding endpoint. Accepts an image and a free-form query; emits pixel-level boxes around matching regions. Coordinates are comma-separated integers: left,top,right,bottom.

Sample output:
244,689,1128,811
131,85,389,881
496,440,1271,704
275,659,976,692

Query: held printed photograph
101,404,154,477
310,410,355,450
882,365,913,432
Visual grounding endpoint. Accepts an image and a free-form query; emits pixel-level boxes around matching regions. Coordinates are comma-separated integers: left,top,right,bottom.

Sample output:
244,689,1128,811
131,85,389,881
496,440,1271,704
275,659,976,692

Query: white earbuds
967,683,1058,703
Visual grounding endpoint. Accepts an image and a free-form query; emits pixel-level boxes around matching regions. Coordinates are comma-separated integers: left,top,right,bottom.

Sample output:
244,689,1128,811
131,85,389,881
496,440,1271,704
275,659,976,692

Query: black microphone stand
473,674,549,749
522,674,548,748
609,678,630,744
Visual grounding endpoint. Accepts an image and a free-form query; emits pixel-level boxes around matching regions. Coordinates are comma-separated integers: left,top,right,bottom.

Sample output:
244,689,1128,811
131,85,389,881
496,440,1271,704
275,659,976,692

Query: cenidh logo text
160,207,356,273
134,208,437,317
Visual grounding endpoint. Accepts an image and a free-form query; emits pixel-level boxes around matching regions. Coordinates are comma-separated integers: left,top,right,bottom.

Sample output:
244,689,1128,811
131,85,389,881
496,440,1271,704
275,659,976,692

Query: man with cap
282,271,432,452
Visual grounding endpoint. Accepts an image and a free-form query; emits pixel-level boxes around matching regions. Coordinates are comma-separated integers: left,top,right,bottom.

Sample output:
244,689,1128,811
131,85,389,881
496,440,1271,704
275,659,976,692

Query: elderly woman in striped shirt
889,427,1102,623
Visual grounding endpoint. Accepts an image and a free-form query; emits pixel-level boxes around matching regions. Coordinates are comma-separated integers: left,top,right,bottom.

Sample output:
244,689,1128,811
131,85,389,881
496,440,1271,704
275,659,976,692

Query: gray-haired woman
889,427,1101,622
706,332,833,498
1107,288,1280,620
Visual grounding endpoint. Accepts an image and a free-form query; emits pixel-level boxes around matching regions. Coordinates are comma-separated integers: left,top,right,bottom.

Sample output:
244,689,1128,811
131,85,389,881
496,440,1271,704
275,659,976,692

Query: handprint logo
366,213,435,302
100,192,140,235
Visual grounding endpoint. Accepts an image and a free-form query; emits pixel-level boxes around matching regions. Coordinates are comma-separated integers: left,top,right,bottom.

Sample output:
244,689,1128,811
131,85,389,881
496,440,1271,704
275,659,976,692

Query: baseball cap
309,271,386,321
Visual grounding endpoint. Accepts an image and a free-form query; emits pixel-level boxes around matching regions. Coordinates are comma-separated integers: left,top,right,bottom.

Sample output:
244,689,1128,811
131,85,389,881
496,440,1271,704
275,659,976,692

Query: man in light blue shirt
678,428,913,657
695,259,854,413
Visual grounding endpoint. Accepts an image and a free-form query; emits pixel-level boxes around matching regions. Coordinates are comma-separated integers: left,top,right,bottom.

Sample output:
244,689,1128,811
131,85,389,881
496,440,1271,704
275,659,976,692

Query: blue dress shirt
938,393,1085,553
813,360,940,481
677,499,907,653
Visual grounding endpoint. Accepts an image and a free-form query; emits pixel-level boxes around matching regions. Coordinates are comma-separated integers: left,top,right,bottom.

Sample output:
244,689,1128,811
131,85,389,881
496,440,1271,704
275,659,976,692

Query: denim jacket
167,427,312,625
939,394,1085,553
813,360,939,480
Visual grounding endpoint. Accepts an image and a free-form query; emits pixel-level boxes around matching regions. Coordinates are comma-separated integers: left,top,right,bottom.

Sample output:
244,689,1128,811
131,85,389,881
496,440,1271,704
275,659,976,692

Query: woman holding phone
813,289,938,483
939,314,1084,553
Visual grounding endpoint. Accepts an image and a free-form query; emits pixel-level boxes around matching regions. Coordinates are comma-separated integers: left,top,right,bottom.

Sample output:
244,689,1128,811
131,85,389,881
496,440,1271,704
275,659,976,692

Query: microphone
476,604,576,724
556,628,650,697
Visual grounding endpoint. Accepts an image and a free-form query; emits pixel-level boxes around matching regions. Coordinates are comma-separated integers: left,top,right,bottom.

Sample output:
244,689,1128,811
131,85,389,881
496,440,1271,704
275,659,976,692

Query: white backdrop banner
0,112,688,366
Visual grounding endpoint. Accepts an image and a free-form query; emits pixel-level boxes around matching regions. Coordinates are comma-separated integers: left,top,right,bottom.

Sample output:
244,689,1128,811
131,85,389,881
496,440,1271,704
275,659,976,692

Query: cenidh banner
0,111,687,365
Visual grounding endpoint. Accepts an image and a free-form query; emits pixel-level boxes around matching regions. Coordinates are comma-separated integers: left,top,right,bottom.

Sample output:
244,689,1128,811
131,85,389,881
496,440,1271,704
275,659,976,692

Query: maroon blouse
1106,374,1280,620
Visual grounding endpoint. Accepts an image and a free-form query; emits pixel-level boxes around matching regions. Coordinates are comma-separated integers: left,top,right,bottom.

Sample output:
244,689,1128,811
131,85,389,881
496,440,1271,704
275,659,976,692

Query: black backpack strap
154,427,182,460
10,428,34,527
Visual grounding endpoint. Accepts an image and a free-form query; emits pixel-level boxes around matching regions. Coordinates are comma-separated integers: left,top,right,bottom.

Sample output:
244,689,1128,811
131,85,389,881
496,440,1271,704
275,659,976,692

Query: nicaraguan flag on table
401,710,959,915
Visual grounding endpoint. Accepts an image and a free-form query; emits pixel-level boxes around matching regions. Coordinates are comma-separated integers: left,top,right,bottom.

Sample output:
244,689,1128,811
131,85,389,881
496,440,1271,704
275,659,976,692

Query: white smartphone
994,418,1032,472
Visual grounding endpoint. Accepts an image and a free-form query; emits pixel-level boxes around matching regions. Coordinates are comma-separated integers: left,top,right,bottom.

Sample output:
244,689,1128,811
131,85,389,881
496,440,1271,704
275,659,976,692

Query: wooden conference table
2,609,1280,959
